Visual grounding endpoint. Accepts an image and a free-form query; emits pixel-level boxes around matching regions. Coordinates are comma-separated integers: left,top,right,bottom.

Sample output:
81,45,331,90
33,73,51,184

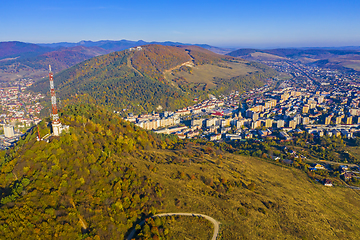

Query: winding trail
126,213,220,240
127,55,143,77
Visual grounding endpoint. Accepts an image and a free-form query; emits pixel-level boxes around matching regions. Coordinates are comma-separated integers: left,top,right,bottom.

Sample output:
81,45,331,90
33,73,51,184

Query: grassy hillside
131,45,191,80
132,148,360,239
165,60,254,88
1,105,360,239
30,45,276,114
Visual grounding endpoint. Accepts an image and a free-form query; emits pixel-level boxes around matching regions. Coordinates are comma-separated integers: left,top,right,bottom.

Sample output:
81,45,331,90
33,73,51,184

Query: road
347,185,360,190
126,212,220,240
304,158,359,168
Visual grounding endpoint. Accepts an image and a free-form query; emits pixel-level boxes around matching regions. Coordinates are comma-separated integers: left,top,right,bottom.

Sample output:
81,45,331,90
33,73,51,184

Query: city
0,78,44,149
124,59,360,144
3,0,360,239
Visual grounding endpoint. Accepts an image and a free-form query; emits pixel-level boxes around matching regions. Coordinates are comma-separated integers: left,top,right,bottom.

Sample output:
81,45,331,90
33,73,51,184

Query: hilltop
1,104,360,239
29,44,276,114
0,40,233,82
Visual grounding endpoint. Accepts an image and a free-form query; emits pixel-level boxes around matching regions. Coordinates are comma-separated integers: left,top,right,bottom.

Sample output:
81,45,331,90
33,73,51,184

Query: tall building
288,120,296,129
325,115,332,125
346,116,353,125
335,116,343,125
276,120,285,129
302,117,310,125
318,95,324,104
293,115,302,125
265,118,273,128
350,108,360,116
308,99,317,109
4,125,14,138
251,120,261,129
252,112,259,121
302,105,309,114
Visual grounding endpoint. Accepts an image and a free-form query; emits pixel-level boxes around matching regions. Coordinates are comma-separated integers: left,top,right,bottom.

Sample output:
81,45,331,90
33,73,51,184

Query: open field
343,60,360,71
250,52,287,60
276,72,292,80
346,146,360,160
0,68,47,81
165,61,257,88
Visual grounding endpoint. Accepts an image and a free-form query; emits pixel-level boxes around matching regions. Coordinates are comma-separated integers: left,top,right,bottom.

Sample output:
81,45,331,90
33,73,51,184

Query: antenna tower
49,65,59,123
49,65,62,136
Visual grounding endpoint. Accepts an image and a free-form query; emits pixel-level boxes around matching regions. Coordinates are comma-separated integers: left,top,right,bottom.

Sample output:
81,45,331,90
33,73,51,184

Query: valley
1,42,360,240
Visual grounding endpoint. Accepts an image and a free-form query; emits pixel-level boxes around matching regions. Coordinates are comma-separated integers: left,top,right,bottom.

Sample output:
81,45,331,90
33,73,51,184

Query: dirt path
163,50,195,81
127,56,143,77
126,212,220,240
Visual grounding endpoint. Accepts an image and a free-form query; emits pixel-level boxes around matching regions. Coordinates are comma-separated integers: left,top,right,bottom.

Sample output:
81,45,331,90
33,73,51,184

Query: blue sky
1,0,360,48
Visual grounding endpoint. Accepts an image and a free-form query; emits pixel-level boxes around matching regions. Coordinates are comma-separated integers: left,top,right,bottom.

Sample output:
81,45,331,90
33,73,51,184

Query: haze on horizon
1,0,360,49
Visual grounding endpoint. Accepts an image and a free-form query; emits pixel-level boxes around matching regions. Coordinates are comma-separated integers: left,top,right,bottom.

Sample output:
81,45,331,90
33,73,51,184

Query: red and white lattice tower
49,65,62,136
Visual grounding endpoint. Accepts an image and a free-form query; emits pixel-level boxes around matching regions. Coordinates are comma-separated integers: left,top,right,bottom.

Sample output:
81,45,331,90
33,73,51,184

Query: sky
1,0,360,48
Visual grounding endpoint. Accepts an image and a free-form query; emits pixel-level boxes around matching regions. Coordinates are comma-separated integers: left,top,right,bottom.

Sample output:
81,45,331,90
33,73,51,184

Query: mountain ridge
36,39,234,54
29,44,276,114
0,40,233,81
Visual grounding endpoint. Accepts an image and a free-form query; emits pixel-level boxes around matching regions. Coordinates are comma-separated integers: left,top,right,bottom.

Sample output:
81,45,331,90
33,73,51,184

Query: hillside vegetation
30,45,276,114
0,40,232,82
1,105,360,239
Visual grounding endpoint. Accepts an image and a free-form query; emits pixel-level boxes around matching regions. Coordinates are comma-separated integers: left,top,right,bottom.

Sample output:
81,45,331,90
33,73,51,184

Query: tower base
52,121,62,136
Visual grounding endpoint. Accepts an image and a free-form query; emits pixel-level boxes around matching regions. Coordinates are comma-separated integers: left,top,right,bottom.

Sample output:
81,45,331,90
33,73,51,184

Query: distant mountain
30,44,276,113
299,46,360,51
0,45,110,81
227,48,360,72
14,46,110,72
0,41,52,60
228,48,360,58
38,40,234,54
0,40,233,81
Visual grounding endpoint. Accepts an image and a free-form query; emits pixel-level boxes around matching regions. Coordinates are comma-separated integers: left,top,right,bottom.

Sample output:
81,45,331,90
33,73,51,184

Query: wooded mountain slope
1,105,360,239
29,45,276,114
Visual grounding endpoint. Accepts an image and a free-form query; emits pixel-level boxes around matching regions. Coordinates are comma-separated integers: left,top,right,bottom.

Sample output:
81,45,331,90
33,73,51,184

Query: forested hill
2,104,360,239
29,44,276,114
0,104,175,239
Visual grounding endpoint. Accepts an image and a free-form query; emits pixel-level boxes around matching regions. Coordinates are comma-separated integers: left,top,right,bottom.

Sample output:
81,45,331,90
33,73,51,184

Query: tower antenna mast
49,65,59,123
49,65,62,136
